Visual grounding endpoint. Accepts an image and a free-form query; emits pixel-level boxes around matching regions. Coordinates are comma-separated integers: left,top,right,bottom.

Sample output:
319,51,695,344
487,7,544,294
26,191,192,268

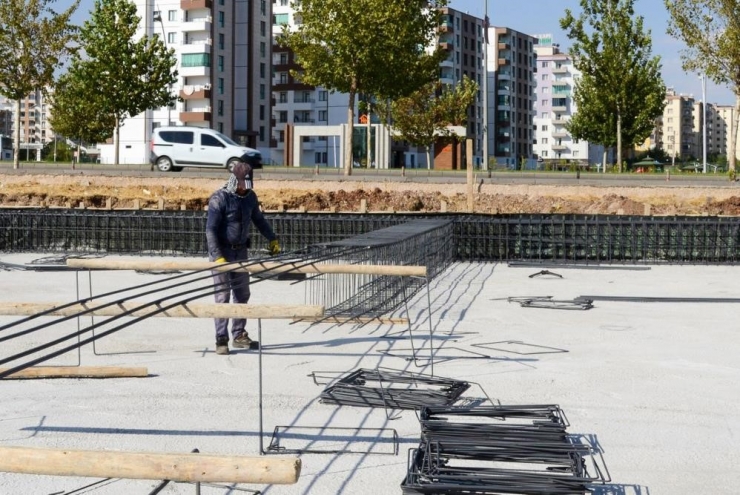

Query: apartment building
655,89,700,162
101,0,270,164
0,91,56,157
532,37,606,166
487,27,536,168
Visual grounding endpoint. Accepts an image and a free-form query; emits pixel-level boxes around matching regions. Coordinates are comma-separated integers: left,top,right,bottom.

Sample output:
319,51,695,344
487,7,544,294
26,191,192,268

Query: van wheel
227,158,240,172
172,166,183,172
156,157,173,172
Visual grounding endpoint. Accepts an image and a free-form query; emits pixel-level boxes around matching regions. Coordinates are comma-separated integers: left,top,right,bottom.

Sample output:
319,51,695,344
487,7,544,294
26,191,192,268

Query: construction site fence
1,209,738,264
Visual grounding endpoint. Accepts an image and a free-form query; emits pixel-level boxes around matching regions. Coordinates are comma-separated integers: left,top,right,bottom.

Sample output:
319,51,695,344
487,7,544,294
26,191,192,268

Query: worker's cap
239,151,263,169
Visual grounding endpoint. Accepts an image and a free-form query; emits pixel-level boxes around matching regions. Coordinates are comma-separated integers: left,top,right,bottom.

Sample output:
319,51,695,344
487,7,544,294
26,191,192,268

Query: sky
60,0,734,106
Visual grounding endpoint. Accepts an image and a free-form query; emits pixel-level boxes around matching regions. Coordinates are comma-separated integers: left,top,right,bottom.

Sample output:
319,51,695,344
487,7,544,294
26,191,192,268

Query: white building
100,0,271,164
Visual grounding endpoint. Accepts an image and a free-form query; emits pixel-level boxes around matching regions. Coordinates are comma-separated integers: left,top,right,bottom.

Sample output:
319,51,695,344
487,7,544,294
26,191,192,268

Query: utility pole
482,0,489,171
700,74,707,174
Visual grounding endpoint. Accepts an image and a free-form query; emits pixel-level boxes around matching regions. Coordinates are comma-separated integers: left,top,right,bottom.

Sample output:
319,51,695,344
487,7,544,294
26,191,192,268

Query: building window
260,0,266,15
167,10,176,21
218,55,224,72
542,125,548,131
259,126,265,141
260,63,265,78
181,53,211,67
218,11,225,28
275,13,289,25
542,137,548,144
218,77,224,94
167,32,176,44
541,99,547,106
259,105,265,120
542,74,549,81
218,33,224,50
217,100,224,116
318,110,327,121
279,111,287,123
279,92,287,103
260,84,266,99
279,72,288,84
219,0,224,5
542,150,548,157
260,42,266,57
318,91,328,101
260,21,266,36
218,122,224,132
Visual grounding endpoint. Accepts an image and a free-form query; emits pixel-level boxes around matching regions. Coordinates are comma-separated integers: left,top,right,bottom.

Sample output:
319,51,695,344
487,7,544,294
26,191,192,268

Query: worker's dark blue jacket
205,188,276,261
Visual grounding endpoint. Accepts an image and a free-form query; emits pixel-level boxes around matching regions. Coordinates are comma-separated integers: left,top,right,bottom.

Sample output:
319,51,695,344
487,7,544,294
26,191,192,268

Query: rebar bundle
402,405,610,495
319,368,470,410
2,209,739,264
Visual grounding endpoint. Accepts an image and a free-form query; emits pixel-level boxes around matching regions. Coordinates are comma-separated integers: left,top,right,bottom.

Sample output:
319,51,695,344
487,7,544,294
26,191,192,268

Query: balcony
179,85,211,100
498,58,510,66
180,38,212,54
181,18,211,32
552,144,568,151
552,105,568,112
496,132,510,141
440,76,454,85
498,42,510,50
179,109,212,123
552,130,568,138
438,22,452,34
179,65,210,77
181,0,212,10
439,41,453,51
497,70,512,80
440,57,454,68
553,118,569,126
552,66,569,74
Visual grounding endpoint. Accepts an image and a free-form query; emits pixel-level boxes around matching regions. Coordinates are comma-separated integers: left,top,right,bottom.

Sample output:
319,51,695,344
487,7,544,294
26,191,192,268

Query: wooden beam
66,258,427,277
0,446,301,484
0,366,148,380
294,317,410,325
0,302,324,319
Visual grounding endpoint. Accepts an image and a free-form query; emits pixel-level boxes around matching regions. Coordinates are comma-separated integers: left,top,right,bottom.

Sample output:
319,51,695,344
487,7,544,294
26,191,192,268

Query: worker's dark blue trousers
211,247,251,343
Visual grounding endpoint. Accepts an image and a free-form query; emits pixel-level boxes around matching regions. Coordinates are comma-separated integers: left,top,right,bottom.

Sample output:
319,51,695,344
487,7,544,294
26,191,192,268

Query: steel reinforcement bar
0,210,738,264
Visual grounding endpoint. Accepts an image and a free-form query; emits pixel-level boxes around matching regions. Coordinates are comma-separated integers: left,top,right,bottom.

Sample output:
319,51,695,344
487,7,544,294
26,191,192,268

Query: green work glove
269,239,281,255
214,257,227,263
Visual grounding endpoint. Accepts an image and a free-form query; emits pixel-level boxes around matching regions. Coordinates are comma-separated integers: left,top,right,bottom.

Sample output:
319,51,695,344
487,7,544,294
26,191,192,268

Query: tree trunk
13,100,21,170
113,116,120,166
617,111,622,174
731,94,739,173
602,149,607,173
425,146,432,172
344,83,356,176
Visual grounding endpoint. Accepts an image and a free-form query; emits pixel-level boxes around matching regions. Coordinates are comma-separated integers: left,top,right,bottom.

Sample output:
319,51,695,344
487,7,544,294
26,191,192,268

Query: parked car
150,127,262,172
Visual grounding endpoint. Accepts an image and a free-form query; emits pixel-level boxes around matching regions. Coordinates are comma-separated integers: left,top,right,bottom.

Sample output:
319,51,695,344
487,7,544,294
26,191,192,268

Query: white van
150,126,262,172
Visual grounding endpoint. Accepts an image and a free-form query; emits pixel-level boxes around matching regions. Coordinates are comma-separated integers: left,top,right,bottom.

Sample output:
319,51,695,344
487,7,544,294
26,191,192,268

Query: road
0,161,735,188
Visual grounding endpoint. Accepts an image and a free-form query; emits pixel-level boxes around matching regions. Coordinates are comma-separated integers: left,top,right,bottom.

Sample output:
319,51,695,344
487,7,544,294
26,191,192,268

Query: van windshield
215,132,238,146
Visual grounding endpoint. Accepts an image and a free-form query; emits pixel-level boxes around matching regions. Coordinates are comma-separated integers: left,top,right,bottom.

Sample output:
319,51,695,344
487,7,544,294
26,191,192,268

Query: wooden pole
66,259,427,277
0,446,301,484
0,302,324,319
0,366,148,380
294,317,409,325
466,138,474,212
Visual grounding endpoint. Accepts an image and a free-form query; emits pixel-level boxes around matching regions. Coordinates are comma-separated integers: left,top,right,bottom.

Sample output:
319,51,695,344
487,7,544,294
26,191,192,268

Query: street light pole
153,12,171,126
700,73,707,174
482,0,489,171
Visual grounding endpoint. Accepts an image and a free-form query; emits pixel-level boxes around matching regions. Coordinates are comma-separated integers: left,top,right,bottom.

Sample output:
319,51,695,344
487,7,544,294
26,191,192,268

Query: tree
71,0,177,165
0,0,79,169
665,0,740,172
561,0,666,172
391,76,479,169
566,72,617,169
49,71,115,151
280,0,446,175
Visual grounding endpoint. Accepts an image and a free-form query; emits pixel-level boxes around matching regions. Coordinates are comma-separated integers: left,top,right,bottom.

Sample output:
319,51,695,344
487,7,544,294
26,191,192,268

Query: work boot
233,333,259,350
215,340,230,355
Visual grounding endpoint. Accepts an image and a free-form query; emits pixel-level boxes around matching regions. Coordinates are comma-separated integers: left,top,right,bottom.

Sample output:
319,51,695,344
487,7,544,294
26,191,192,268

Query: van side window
201,134,224,147
160,131,194,144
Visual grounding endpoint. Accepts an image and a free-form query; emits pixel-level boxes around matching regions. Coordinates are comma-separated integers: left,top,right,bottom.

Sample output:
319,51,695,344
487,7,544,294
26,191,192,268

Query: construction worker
205,160,280,355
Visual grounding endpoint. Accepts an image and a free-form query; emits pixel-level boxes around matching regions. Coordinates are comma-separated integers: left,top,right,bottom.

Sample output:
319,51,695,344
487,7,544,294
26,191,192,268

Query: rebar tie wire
0,247,367,379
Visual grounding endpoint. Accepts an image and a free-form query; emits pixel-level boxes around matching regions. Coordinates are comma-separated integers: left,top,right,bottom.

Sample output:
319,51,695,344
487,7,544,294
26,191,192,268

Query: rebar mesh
304,219,454,317
1,209,739,264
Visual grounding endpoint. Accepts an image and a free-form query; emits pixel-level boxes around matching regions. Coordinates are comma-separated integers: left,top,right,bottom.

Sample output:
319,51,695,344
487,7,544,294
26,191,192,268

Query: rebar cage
1,209,739,264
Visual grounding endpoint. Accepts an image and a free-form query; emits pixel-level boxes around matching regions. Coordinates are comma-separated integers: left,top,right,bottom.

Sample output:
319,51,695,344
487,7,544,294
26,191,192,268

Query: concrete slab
0,253,739,494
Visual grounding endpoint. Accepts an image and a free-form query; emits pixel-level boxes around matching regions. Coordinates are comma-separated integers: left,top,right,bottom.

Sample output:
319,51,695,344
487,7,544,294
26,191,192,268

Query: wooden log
0,302,324,319
0,446,301,484
293,317,409,325
0,366,148,379
66,259,427,277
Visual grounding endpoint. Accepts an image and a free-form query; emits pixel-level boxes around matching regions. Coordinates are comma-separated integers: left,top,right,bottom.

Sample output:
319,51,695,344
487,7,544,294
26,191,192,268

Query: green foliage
280,0,447,174
49,72,115,145
41,138,73,161
67,0,178,163
390,76,479,168
0,0,79,168
561,0,666,172
665,0,740,171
